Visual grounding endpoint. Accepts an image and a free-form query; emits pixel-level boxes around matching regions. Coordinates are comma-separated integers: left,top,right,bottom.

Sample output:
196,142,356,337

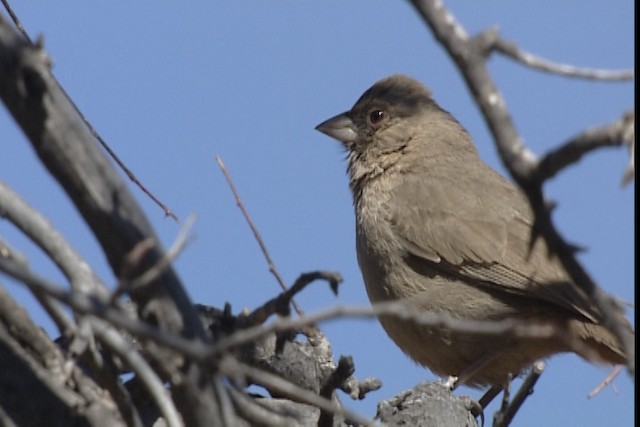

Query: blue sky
1,2,633,426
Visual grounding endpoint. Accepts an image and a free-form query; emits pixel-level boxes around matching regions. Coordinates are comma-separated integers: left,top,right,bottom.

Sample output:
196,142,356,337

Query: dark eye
368,109,385,125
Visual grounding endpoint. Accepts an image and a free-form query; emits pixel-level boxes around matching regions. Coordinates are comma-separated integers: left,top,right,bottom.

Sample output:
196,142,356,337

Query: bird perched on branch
315,74,629,387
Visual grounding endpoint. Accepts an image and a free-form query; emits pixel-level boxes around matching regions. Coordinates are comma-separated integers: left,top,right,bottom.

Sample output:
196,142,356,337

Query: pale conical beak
315,112,358,144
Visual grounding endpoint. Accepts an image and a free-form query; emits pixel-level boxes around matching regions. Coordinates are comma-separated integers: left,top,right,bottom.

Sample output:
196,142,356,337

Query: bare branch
0,14,203,337
0,256,201,363
242,271,342,327
0,6,177,221
0,0,29,42
215,157,344,390
90,319,184,427
0,180,89,335
87,124,179,221
215,156,305,315
114,215,197,300
0,181,108,298
409,4,538,181
219,355,372,426
1,4,632,425
2,257,602,379
226,385,314,426
588,365,623,399
0,285,125,427
317,355,354,427
493,361,545,427
212,301,601,364
0,285,65,374
494,38,634,81
0,17,222,423
535,111,635,183
408,0,634,376
213,375,238,426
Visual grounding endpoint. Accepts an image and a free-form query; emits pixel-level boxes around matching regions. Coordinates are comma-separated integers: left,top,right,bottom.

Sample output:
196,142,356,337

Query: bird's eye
368,109,385,125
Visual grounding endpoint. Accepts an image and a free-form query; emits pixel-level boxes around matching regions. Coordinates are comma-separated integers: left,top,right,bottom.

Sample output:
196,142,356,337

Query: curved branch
494,38,634,81
408,0,634,375
0,181,108,296
0,180,81,334
535,111,635,183
90,319,184,427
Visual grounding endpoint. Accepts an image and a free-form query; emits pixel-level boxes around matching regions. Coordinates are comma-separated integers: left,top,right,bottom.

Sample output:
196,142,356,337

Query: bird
315,74,629,388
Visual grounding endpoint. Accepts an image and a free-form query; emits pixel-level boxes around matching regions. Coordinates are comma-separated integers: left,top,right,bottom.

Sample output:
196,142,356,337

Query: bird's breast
354,177,409,303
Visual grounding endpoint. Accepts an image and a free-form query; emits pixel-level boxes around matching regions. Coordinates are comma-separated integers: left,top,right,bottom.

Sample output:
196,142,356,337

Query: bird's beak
315,112,358,144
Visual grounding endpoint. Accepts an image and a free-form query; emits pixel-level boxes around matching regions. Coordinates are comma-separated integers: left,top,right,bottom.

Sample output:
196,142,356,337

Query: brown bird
315,74,629,388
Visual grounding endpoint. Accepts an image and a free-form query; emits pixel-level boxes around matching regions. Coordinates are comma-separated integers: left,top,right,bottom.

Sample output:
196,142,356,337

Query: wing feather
388,162,599,321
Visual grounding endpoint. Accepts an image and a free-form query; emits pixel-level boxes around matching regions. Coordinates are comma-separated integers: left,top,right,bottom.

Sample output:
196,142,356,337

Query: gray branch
409,0,634,377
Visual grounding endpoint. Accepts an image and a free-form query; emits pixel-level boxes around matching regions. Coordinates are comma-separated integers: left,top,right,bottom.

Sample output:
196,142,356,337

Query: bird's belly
361,263,566,387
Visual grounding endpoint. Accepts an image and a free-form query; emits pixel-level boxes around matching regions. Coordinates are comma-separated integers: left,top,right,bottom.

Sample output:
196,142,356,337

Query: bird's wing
388,164,600,322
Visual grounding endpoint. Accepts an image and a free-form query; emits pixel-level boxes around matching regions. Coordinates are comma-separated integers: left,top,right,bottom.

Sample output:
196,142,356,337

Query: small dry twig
242,271,342,327
493,361,545,427
215,155,304,314
493,37,634,81
0,2,177,221
113,215,197,300
588,365,623,399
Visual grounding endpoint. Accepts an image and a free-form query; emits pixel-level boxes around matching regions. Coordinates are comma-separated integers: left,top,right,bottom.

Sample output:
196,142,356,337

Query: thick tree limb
0,14,219,425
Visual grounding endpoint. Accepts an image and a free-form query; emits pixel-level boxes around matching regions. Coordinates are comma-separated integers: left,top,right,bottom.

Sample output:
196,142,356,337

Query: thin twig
474,385,502,418
242,271,342,327
215,155,303,316
214,158,339,385
534,111,635,183
211,301,601,364
0,180,95,335
89,127,178,221
1,259,603,369
1,0,30,41
0,256,200,359
494,38,634,81
0,181,108,297
493,361,544,427
0,8,177,221
113,214,197,300
588,365,623,399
